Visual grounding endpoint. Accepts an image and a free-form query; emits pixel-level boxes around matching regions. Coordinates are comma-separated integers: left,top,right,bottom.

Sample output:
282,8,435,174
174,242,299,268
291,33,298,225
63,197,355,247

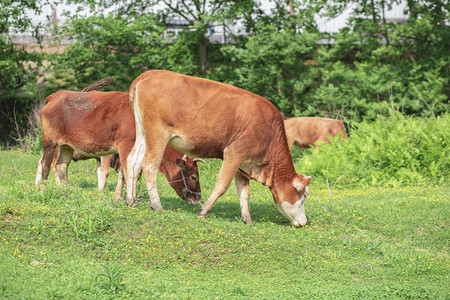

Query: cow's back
132,70,288,161
41,91,134,155
284,117,346,149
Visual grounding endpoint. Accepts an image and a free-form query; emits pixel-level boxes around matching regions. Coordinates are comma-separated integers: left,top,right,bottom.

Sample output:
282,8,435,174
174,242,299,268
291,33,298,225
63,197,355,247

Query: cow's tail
81,77,115,92
129,71,151,113
129,83,137,114
130,81,145,137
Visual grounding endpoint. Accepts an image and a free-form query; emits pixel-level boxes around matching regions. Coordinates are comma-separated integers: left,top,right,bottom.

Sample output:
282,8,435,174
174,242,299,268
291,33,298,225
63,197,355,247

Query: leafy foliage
1,0,448,146
296,113,449,187
51,12,170,92
219,24,321,115
0,0,48,144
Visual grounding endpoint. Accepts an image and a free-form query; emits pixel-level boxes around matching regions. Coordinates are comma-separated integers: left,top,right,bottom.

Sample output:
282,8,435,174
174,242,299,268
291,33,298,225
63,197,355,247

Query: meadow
0,149,449,299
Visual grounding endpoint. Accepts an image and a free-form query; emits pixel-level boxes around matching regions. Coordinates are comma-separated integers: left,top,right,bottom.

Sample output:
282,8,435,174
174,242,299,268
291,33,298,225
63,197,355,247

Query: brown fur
284,117,346,150
36,91,202,203
125,70,312,226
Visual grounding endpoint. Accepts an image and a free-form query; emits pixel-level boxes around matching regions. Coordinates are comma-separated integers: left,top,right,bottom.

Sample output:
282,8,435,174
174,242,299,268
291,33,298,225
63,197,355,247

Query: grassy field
0,149,449,299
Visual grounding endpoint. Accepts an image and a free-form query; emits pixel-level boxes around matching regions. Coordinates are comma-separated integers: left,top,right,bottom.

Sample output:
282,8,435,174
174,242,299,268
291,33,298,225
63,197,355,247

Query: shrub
295,113,449,188
14,98,44,154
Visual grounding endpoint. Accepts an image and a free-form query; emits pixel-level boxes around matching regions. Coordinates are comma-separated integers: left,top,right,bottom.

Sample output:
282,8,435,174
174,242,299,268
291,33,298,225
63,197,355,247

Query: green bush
295,113,449,188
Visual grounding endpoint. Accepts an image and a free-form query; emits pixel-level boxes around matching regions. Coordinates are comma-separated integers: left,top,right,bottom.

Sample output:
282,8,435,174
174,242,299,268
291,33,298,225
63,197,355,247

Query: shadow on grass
133,195,296,227
76,180,98,189
98,178,317,228
73,181,319,228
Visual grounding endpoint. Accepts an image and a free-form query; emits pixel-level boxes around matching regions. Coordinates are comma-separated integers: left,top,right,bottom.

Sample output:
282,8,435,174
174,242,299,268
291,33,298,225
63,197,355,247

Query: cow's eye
191,175,198,182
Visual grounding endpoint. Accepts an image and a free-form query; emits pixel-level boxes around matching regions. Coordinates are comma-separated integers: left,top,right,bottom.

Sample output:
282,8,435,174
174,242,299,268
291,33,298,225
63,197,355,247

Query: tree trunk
199,36,207,75
406,0,417,20
289,1,294,16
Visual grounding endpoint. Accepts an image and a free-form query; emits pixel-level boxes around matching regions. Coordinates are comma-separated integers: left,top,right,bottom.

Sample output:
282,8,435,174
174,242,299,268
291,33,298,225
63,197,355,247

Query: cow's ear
176,158,186,170
293,174,313,191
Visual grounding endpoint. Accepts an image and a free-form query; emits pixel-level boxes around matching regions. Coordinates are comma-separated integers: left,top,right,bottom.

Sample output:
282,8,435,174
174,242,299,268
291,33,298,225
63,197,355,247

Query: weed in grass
95,263,127,296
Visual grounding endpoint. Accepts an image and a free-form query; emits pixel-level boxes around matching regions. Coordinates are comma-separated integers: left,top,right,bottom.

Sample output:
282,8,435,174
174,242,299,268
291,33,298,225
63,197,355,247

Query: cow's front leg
50,147,61,185
97,156,111,189
235,171,252,224
198,149,242,218
114,167,124,201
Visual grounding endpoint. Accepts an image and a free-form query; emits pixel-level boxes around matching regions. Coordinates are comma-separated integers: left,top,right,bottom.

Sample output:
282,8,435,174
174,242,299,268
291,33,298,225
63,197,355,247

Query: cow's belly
61,140,119,158
169,134,224,159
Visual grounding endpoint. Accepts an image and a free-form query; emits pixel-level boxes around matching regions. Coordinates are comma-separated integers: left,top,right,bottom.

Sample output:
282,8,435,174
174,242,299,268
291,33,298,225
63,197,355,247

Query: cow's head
275,174,312,227
172,156,205,204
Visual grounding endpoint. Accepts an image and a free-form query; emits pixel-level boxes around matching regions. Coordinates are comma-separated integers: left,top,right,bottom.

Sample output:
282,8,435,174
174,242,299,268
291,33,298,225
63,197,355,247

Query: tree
51,12,172,92
151,0,260,75
0,0,48,144
217,0,323,116
60,0,256,76
301,0,449,121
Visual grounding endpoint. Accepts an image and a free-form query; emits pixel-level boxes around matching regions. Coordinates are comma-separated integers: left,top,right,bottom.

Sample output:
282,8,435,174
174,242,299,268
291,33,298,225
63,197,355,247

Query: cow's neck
241,145,297,191
239,163,274,187
265,144,298,205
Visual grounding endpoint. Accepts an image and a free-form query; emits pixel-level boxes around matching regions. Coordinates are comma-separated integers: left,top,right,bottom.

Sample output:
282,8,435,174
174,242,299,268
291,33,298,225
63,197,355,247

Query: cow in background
51,148,114,189
36,86,204,204
284,117,346,150
126,70,312,227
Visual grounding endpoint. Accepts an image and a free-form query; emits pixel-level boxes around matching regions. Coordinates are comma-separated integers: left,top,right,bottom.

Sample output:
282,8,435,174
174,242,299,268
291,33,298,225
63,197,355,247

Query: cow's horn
193,158,206,164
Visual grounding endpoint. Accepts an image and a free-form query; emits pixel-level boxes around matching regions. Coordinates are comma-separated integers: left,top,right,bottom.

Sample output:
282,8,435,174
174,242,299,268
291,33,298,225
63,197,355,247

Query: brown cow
125,70,312,227
284,117,346,150
35,90,204,204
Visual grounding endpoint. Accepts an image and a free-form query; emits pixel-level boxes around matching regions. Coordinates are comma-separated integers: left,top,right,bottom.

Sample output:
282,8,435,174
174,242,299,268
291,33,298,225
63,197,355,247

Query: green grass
0,149,449,299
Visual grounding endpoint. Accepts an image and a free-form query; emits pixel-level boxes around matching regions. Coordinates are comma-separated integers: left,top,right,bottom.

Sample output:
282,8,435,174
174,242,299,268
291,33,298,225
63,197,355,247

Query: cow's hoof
197,213,207,219
243,220,253,225
125,199,136,207
151,205,163,211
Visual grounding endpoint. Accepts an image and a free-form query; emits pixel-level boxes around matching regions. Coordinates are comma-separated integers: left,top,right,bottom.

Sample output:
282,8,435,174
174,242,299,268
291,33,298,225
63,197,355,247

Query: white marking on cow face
276,186,309,227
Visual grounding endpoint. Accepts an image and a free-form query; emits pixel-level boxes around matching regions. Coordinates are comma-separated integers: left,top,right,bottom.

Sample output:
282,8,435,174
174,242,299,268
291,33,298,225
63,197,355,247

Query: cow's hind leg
198,149,243,218
54,145,74,185
235,171,252,224
115,150,131,201
141,139,169,210
125,138,146,206
35,140,58,185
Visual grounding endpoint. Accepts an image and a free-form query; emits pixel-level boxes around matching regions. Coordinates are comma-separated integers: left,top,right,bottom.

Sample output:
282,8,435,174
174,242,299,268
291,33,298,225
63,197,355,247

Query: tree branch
181,0,199,21
161,0,195,24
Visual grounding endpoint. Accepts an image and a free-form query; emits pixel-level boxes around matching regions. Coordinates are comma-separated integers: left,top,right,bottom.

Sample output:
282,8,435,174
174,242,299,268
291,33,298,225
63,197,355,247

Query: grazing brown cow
35,90,204,204
284,117,346,150
125,70,312,227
